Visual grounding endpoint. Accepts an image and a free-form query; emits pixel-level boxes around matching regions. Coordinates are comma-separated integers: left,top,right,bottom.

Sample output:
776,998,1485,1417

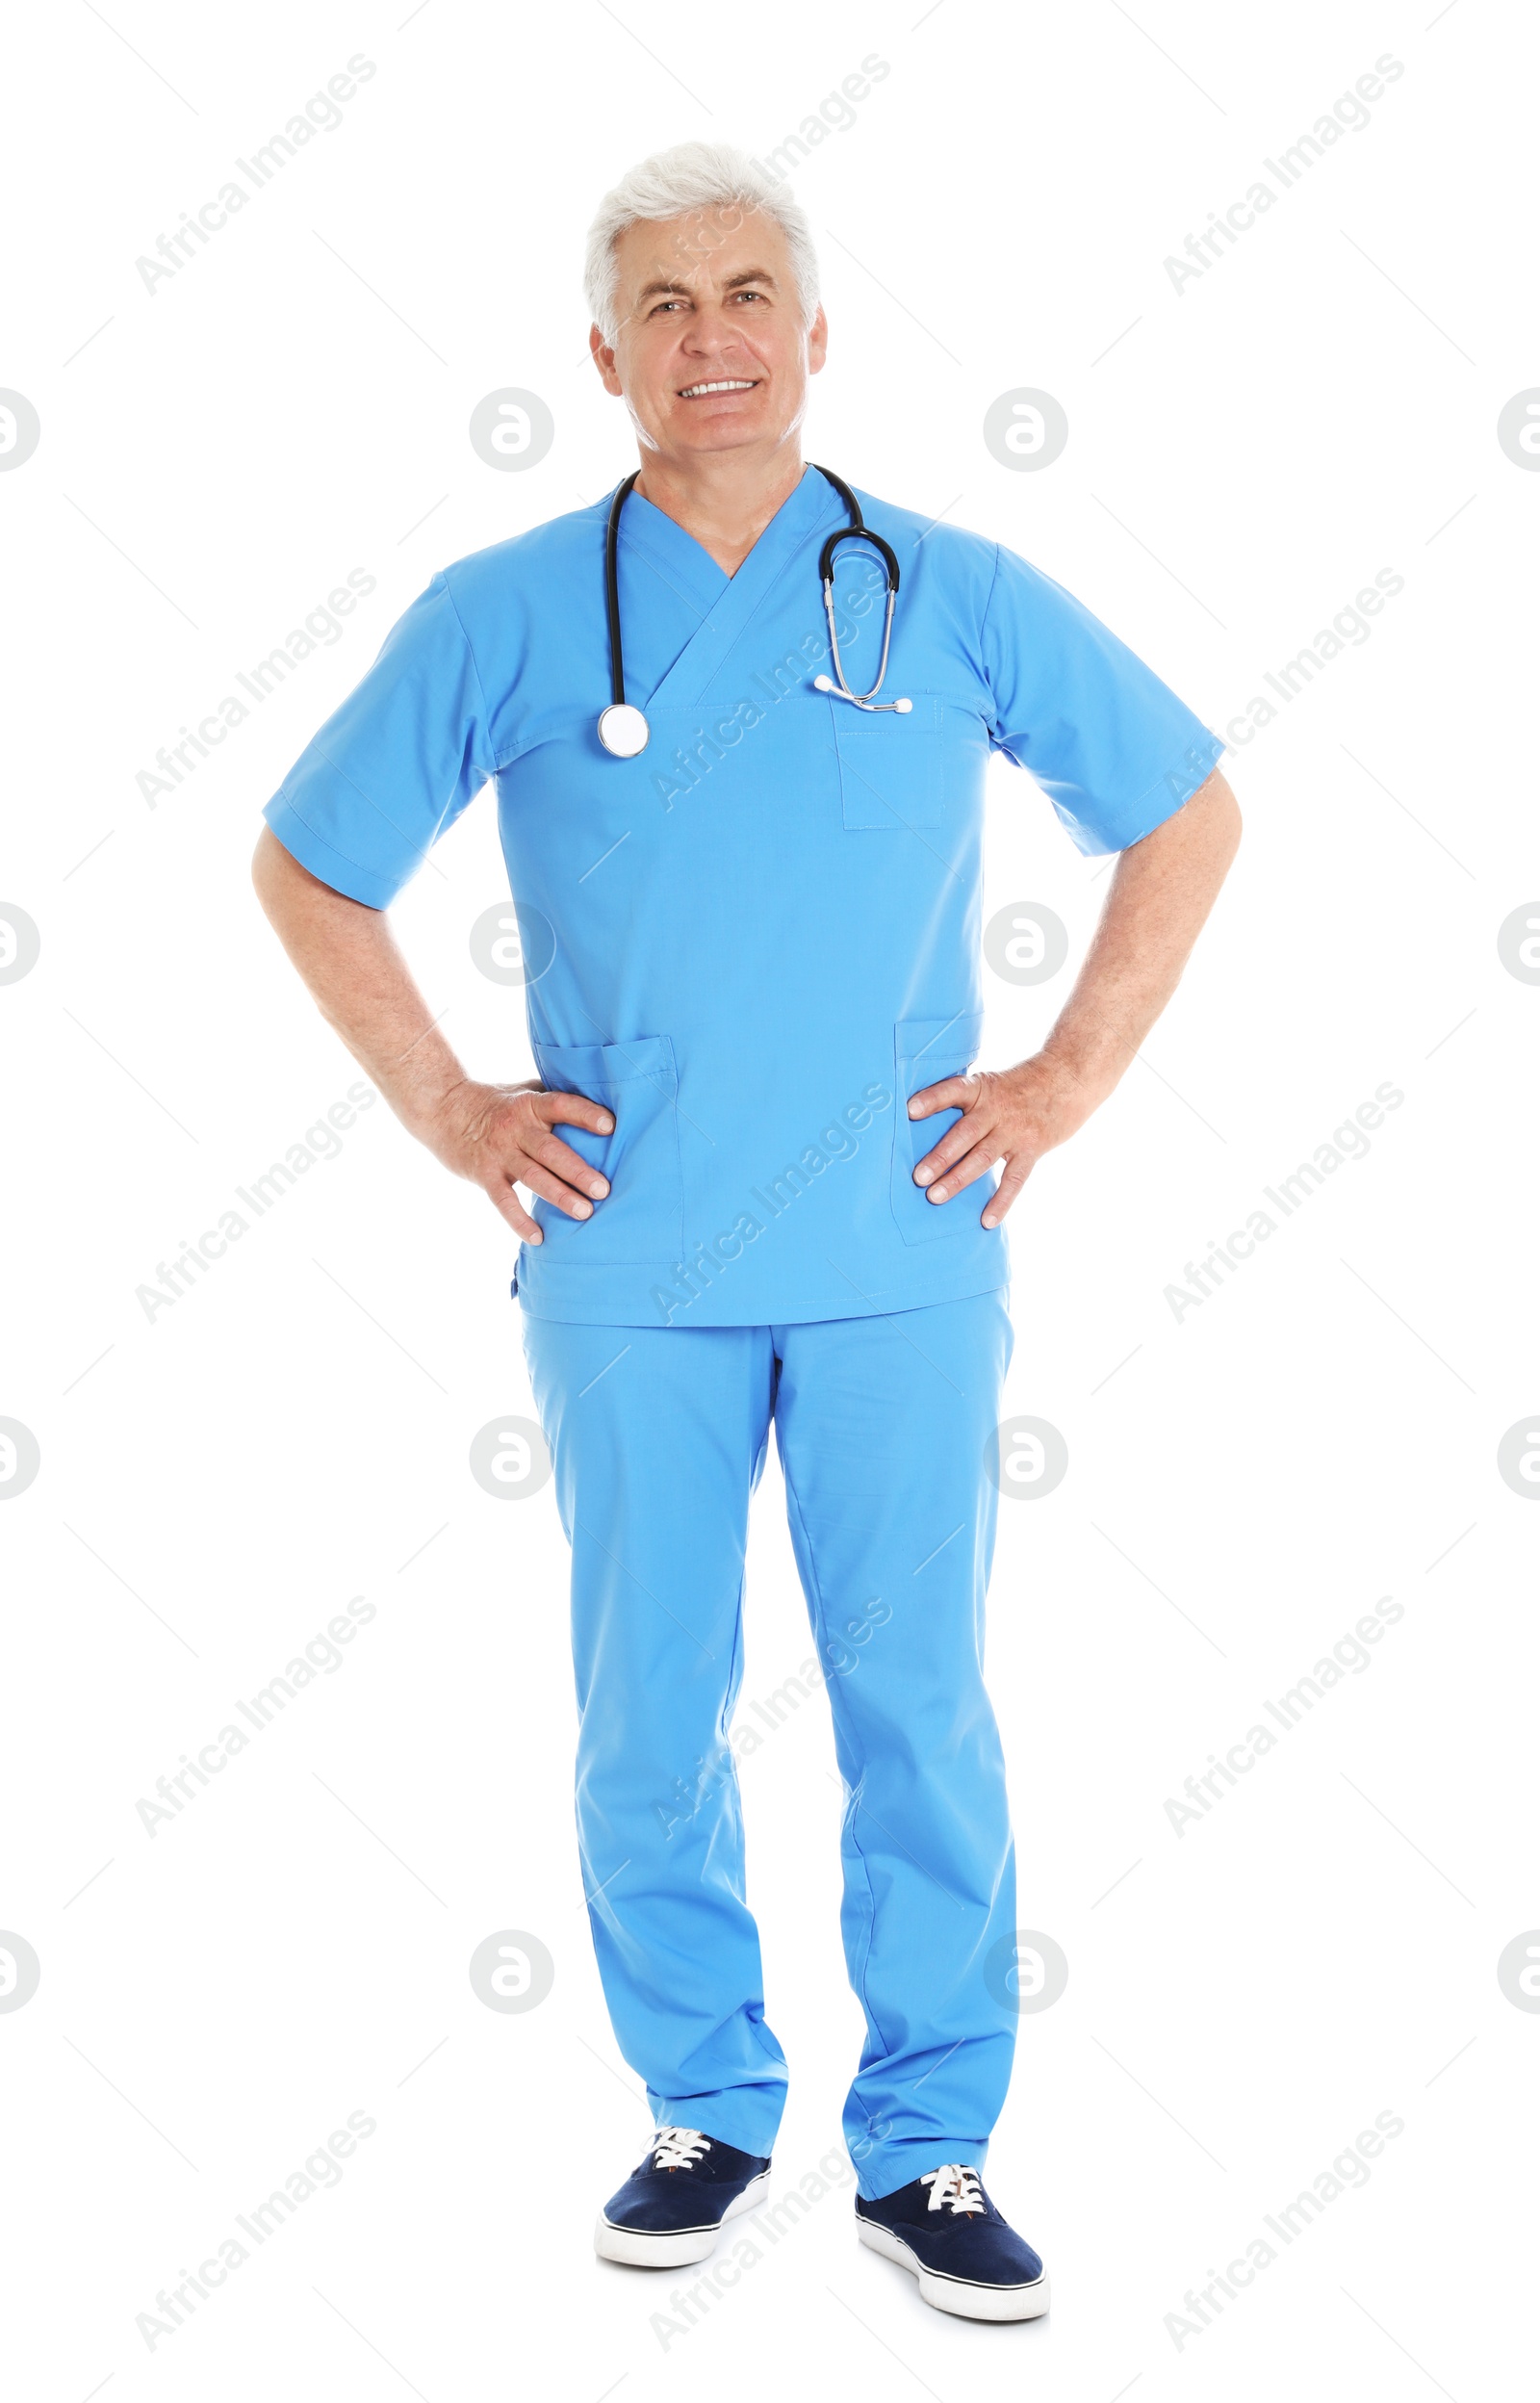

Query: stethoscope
596,462,911,758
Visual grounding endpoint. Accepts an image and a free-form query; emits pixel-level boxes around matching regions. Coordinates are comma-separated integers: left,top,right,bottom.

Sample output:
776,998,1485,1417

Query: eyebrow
633,267,781,304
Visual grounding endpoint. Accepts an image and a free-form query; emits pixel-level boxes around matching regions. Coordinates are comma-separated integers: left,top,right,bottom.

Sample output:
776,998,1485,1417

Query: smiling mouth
677,377,760,399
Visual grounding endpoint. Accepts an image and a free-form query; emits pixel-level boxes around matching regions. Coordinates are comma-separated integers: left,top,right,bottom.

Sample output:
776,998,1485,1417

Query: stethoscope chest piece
597,701,650,758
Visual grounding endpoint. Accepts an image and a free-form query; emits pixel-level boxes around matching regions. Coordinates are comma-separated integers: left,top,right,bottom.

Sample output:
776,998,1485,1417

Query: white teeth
680,378,757,397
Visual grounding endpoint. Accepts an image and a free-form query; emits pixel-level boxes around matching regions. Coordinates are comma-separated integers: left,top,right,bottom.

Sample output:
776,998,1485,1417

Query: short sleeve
980,543,1224,856
262,574,494,908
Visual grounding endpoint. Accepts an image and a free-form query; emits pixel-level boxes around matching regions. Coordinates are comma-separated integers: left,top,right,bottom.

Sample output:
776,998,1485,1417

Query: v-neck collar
614,463,844,710
618,462,838,602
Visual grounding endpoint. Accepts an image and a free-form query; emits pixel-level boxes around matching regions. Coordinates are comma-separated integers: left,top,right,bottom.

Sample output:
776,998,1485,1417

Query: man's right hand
249,835,613,1244
420,1077,613,1241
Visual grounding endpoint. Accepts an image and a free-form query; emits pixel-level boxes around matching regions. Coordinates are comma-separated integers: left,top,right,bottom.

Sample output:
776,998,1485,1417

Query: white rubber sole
857,2217,1051,2322
595,2170,771,2268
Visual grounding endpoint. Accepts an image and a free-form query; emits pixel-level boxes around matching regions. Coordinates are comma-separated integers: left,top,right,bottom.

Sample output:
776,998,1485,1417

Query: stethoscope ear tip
894,696,913,712
812,674,834,692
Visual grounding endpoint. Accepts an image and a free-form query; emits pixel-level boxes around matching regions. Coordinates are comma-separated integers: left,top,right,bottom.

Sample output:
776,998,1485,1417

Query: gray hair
583,140,820,346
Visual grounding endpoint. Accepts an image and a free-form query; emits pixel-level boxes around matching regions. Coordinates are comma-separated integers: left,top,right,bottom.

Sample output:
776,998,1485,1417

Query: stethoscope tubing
600,462,906,752
604,469,642,711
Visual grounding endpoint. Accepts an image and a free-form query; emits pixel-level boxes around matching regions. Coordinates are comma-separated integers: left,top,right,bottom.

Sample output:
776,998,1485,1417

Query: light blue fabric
264,466,1221,1329
521,1291,1018,2197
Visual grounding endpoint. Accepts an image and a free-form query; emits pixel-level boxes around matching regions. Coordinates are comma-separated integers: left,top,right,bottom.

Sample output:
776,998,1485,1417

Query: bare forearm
1040,768,1242,1104
908,769,1241,1225
250,827,465,1137
251,827,612,1238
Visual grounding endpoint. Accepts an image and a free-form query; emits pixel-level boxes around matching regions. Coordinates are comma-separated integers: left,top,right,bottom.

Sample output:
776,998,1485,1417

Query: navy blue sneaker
856,2163,1050,2321
595,2126,773,2267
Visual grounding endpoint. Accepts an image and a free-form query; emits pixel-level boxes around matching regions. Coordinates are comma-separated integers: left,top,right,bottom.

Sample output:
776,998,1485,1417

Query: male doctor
253,141,1239,2323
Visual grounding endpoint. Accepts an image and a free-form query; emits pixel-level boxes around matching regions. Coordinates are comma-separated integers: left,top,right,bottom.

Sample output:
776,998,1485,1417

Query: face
591,204,827,465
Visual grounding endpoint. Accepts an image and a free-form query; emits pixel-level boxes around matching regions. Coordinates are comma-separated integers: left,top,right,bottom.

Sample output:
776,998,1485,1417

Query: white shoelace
651,2127,711,2173
920,2163,986,2215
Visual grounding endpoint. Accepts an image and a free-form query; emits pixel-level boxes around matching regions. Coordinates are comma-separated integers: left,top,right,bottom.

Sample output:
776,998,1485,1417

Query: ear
589,323,624,397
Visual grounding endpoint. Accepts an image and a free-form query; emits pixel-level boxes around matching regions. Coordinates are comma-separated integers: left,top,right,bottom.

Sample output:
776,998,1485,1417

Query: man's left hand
907,1053,1105,1227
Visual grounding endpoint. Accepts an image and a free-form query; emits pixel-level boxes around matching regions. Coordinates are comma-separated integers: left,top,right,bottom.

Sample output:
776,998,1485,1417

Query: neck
632,444,807,578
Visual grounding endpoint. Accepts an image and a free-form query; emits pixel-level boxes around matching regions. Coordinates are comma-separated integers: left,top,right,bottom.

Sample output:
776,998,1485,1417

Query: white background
2,1,1536,2396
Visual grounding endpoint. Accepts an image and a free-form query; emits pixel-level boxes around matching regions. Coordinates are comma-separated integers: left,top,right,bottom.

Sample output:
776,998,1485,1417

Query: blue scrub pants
521,1291,1017,2199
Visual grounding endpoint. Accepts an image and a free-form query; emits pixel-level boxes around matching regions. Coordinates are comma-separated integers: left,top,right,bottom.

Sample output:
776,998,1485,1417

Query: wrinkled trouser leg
771,1292,1016,2196
522,1314,787,2155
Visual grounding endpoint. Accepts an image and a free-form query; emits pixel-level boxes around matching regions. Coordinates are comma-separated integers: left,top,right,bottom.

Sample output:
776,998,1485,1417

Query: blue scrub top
264,465,1221,1329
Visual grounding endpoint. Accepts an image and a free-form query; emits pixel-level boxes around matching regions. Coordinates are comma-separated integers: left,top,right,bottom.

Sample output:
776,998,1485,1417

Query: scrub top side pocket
529,1033,683,1266
891,1011,985,1245
830,692,945,829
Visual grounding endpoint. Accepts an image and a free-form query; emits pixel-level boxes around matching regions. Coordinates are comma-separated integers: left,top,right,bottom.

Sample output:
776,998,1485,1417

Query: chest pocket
829,692,945,830
529,1033,682,1265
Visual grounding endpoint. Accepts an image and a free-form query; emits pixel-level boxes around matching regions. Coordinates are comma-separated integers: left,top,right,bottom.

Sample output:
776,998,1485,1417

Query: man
253,140,1239,2324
